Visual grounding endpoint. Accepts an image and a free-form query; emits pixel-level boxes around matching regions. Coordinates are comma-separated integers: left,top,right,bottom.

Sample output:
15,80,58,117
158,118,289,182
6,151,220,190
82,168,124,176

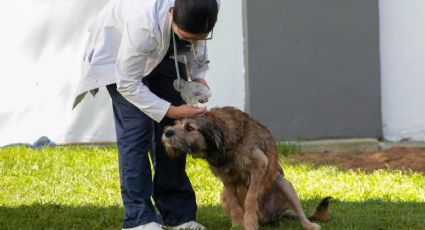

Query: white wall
380,0,425,141
0,0,245,145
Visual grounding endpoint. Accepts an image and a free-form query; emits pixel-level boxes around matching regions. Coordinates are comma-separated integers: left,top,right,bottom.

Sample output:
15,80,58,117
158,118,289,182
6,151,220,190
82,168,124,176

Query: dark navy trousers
106,57,196,229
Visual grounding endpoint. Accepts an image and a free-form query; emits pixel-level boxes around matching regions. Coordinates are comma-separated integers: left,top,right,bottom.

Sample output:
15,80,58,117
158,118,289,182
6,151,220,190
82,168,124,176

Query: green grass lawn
1,146,424,230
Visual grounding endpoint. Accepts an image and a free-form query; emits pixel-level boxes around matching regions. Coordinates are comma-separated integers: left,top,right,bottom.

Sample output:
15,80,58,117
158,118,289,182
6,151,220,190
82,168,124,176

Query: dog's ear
197,117,224,152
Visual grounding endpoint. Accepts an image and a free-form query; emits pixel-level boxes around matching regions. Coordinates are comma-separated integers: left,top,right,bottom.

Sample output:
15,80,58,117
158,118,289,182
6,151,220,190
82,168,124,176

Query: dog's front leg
222,184,244,227
243,149,268,230
277,177,321,230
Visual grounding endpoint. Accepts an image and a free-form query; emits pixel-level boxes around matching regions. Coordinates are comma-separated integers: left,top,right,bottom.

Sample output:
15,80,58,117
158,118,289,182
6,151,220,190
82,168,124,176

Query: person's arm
115,18,171,122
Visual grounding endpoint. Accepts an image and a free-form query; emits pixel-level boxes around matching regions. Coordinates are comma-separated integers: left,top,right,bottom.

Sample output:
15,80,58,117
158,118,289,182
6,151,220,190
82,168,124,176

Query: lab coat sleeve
116,18,171,123
186,40,209,79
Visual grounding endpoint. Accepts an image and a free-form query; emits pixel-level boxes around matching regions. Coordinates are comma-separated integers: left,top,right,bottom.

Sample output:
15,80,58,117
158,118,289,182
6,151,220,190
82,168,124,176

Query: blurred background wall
0,0,245,145
1,0,425,145
380,0,425,142
245,0,382,141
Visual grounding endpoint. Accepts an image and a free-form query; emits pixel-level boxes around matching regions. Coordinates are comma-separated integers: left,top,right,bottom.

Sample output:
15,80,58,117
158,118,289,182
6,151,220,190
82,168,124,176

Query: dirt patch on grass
287,147,425,174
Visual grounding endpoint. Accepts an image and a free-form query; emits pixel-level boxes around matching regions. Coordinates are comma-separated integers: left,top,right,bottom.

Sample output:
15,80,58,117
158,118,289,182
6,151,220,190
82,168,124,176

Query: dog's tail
308,196,333,222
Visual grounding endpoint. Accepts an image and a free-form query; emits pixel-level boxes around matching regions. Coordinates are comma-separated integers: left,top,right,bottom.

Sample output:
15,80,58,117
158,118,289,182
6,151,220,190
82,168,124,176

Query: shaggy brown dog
162,107,331,230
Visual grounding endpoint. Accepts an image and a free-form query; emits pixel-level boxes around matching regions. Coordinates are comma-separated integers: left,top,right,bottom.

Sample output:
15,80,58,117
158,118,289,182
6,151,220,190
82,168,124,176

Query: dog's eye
185,125,195,132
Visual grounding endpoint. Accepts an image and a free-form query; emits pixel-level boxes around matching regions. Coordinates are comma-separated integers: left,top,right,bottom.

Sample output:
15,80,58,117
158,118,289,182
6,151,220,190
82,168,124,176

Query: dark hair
173,0,218,34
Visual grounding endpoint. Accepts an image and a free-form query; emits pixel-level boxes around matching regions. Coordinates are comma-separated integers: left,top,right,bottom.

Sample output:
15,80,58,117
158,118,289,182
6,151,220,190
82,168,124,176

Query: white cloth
73,0,209,122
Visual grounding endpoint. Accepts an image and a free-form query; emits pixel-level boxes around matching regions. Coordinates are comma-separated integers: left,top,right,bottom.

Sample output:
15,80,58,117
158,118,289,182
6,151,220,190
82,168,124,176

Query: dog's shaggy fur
162,107,331,230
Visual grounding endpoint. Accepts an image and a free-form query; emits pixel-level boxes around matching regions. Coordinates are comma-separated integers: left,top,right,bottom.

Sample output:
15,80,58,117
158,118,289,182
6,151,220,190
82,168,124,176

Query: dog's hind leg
277,177,321,230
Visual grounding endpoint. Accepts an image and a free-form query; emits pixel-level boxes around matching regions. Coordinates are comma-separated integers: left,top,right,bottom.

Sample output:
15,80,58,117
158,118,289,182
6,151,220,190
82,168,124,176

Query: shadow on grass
0,204,123,230
201,199,425,230
1,200,424,230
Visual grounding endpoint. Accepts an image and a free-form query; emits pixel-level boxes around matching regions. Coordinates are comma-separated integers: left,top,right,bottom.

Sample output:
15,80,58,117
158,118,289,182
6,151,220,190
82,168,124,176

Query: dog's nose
165,130,175,138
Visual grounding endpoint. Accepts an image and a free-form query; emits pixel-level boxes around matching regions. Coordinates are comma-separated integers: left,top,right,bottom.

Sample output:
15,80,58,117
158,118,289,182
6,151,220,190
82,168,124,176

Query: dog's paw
304,222,321,230
231,214,243,228
243,213,259,230
230,207,244,227
243,224,259,230
231,222,242,229
231,215,243,227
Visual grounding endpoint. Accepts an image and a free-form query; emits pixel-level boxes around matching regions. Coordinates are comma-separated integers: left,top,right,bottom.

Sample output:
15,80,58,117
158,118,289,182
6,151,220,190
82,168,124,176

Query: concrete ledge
284,138,425,154
301,138,380,153
284,138,380,154
379,141,425,150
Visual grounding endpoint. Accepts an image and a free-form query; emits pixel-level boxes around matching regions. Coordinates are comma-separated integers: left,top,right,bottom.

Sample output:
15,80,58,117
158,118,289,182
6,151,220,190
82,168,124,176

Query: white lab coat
73,0,209,122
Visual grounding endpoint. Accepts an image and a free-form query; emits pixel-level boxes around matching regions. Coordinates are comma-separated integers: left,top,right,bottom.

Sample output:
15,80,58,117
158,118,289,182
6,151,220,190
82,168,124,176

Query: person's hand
166,104,207,119
192,78,210,103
